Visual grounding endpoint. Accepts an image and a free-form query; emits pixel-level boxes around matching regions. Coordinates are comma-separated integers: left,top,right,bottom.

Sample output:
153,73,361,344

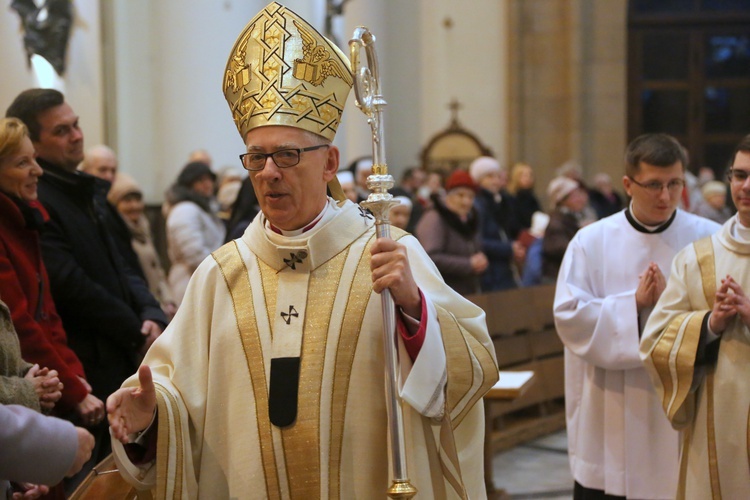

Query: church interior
2,0,750,498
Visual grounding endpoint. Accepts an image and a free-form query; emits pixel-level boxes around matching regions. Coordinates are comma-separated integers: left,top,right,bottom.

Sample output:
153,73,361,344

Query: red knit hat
445,169,477,192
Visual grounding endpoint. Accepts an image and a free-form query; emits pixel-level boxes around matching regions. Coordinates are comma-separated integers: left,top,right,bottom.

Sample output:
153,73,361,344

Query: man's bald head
80,144,118,183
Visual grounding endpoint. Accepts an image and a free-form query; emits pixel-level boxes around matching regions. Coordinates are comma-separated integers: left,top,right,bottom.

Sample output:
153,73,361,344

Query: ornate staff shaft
349,27,417,499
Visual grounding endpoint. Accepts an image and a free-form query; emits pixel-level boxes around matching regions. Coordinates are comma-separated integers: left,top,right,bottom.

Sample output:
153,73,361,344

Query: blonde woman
507,162,541,229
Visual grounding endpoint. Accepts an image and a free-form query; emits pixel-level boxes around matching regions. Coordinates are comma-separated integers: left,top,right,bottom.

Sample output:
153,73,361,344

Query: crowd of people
0,85,743,496
0,84,744,499
0,4,747,499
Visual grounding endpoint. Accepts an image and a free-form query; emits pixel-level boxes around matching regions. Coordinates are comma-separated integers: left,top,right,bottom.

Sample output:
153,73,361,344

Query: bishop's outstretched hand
107,365,157,444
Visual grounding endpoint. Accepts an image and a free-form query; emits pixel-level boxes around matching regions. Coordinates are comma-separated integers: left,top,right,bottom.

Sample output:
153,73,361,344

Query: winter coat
542,208,582,281
36,159,166,401
415,196,482,296
126,214,174,309
0,298,38,411
474,188,520,292
510,188,542,229
164,186,226,305
0,192,88,411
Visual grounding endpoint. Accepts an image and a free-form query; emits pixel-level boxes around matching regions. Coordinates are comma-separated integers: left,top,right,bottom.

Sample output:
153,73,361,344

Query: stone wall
508,0,627,209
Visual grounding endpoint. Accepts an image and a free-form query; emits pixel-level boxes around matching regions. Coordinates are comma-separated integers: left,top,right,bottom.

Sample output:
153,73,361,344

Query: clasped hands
636,262,666,313
709,275,750,334
24,364,62,411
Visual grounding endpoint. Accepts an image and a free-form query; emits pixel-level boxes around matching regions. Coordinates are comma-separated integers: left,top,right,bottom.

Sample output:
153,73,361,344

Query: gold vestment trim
437,306,497,427
281,250,347,498
677,422,692,500
694,237,717,307
433,304,497,498
154,385,184,499
651,313,689,413
328,235,375,499
438,413,466,498
669,313,705,422
154,389,170,500
438,306,473,418
693,237,721,499
258,259,278,341
707,371,722,499
163,389,184,499
454,332,497,427
213,242,282,498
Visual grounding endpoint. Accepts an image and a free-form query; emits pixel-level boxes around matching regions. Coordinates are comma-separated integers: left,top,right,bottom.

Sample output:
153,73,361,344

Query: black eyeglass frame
627,176,686,193
239,144,330,171
727,168,750,184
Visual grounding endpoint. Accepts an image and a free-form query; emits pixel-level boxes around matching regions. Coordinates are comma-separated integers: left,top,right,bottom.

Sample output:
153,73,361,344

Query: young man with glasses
106,4,497,498
642,134,750,498
554,134,719,499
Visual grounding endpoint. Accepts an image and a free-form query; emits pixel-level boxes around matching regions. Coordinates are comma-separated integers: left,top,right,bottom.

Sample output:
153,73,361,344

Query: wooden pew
467,284,566,496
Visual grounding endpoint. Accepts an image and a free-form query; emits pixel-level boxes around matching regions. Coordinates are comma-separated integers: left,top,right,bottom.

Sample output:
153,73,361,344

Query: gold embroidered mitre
223,2,353,141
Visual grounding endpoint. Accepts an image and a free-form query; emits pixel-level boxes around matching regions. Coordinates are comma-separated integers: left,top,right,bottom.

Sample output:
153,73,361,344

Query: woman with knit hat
108,173,176,319
415,168,488,295
163,162,226,306
693,179,732,224
541,176,589,281
470,156,523,291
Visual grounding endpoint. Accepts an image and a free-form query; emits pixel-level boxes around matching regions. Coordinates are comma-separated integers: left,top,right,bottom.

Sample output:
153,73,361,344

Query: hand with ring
76,393,105,426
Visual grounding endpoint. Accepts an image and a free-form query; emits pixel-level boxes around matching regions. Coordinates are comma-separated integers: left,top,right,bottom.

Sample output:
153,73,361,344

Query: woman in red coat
0,118,105,428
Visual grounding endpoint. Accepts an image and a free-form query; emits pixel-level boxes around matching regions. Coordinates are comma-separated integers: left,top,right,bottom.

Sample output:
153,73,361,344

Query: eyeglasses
239,144,330,171
727,168,750,184
628,177,685,194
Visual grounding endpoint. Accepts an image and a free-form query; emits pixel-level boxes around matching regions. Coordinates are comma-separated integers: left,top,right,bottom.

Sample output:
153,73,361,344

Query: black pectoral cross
282,251,308,271
281,305,299,325
358,206,374,221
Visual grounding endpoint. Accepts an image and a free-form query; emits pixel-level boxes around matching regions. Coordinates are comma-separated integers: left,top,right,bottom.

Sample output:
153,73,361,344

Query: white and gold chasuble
642,216,750,500
112,200,497,499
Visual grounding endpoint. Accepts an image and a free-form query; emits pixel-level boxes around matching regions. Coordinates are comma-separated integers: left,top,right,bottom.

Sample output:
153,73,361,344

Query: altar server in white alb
553,134,719,499
641,134,750,499
105,3,498,499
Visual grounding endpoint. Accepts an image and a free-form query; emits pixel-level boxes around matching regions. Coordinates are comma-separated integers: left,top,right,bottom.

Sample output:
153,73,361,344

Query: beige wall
0,1,627,205
0,1,105,149
509,0,628,210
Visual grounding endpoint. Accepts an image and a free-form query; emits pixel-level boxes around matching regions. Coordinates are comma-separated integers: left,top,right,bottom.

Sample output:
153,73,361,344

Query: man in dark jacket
6,89,167,469
79,144,147,281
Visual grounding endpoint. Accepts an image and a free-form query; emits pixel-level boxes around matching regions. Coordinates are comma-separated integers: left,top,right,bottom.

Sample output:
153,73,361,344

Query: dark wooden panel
493,335,532,368
528,328,564,358
539,356,566,400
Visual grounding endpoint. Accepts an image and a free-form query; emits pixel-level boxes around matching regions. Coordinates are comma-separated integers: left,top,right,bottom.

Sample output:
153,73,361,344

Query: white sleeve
0,404,78,485
399,293,446,419
553,236,643,370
